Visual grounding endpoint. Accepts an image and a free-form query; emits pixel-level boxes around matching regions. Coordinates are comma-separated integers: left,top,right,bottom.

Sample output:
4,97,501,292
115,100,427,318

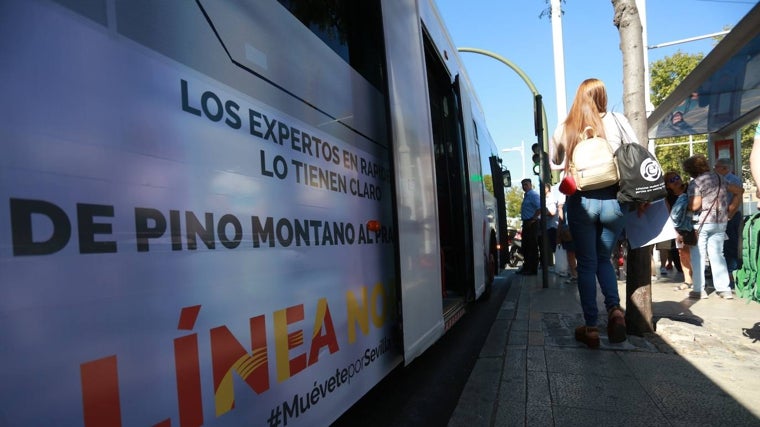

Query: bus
0,1,510,425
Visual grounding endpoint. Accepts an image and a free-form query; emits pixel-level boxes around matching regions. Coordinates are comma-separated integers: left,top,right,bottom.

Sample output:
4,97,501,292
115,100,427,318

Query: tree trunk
612,0,653,335
612,0,647,143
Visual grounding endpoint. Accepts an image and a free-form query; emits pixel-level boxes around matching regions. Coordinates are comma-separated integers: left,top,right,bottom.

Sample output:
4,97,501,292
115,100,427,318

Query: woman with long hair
549,78,635,348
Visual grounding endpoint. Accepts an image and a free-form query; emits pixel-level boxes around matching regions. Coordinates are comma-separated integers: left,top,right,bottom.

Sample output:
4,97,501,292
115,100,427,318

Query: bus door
489,156,510,270
424,39,474,318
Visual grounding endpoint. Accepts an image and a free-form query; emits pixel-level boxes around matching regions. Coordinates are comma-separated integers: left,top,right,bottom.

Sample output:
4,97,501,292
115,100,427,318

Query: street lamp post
501,141,525,180
456,47,550,148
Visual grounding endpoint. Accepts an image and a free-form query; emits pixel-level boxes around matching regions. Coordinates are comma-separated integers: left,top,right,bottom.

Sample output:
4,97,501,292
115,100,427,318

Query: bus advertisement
0,1,507,425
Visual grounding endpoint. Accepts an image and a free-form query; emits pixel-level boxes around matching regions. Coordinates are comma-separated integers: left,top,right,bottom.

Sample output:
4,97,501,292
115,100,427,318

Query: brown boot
574,326,600,349
607,306,627,343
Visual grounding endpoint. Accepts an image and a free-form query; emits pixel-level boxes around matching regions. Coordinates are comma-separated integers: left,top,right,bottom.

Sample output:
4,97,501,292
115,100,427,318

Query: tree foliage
484,174,494,196
505,186,524,219
649,51,704,107
738,124,757,183
648,51,705,174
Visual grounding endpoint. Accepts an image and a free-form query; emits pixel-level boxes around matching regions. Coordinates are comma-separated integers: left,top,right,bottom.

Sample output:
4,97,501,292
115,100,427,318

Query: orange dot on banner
366,220,381,232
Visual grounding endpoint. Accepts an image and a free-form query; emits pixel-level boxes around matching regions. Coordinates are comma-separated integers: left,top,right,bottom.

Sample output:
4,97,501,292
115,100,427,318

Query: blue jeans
691,222,731,293
567,188,626,326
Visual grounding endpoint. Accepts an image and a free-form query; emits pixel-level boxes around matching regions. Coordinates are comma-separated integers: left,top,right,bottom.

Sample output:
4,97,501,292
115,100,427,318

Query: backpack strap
580,126,597,140
610,112,632,145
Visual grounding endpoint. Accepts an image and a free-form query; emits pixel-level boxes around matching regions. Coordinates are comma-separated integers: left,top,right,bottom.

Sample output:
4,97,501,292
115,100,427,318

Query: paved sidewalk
449,268,760,426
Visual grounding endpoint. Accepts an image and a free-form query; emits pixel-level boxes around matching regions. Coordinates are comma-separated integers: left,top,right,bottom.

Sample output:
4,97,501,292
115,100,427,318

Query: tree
612,0,647,143
505,186,523,219
484,174,494,196
739,124,757,184
650,52,704,107
649,52,706,174
612,0,653,335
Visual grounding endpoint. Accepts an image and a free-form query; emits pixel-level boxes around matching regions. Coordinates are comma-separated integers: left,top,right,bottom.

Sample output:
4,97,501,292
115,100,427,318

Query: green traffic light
531,143,540,173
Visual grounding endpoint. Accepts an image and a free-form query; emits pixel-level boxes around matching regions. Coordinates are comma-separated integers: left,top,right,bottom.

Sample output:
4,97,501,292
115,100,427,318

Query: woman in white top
548,78,635,349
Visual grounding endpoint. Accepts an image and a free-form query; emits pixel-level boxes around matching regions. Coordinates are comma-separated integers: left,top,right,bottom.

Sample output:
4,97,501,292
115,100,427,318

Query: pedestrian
714,158,742,287
655,239,672,278
548,78,632,348
664,171,693,291
556,179,578,283
682,154,743,299
544,182,559,269
517,178,540,275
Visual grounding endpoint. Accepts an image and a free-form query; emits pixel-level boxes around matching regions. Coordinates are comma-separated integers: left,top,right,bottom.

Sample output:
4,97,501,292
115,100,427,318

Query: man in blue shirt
518,178,541,275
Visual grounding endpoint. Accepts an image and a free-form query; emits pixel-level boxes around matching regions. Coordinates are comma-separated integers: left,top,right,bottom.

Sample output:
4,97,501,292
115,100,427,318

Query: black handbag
681,229,698,246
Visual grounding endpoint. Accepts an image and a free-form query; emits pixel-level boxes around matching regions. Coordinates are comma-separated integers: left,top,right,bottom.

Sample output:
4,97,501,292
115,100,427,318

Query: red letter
80,355,122,427
175,305,203,426
210,315,270,416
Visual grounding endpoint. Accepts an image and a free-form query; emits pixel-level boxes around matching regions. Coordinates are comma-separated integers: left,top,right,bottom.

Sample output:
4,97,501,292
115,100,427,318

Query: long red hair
561,78,608,171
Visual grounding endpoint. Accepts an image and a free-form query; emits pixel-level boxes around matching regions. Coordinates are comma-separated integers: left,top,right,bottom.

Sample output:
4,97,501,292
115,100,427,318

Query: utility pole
502,142,526,180
550,0,567,122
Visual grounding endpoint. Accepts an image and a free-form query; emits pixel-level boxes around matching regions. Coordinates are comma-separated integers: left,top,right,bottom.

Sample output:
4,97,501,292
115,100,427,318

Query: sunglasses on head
667,175,681,183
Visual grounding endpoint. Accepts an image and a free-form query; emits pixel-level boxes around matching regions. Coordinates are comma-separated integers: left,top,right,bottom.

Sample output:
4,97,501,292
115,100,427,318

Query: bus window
277,0,386,90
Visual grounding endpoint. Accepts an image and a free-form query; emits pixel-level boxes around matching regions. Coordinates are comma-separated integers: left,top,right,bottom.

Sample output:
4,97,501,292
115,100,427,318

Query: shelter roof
648,2,760,138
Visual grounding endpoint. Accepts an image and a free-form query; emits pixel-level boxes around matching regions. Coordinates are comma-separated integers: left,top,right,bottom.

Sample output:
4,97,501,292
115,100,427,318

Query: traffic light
531,143,540,175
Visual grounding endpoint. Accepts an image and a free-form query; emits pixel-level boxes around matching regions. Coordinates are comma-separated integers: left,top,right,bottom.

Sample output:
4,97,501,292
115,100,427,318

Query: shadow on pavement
448,271,760,426
652,300,704,327
742,322,760,343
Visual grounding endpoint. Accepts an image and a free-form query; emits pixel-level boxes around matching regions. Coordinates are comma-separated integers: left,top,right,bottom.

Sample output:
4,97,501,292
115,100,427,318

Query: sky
435,0,757,181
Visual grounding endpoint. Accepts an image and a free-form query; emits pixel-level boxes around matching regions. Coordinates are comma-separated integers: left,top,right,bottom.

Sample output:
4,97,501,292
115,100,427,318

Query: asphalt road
331,274,511,427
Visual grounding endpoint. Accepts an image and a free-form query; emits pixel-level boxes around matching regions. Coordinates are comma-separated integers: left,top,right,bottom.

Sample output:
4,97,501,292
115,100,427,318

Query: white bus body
0,1,508,425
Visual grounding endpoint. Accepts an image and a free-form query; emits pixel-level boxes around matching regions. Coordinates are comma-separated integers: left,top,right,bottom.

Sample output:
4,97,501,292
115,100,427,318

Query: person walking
555,176,578,282
655,240,672,278
664,171,693,291
714,158,742,287
683,154,743,299
548,78,632,348
543,182,559,269
518,178,540,275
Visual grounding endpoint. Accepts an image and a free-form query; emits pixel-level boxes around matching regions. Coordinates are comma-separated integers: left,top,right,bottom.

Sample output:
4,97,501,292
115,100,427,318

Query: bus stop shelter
646,1,760,174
